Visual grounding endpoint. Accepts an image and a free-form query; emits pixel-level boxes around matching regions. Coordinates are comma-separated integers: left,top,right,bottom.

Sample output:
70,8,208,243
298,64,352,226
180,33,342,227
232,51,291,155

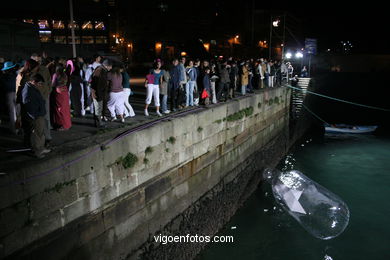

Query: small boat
325,124,378,134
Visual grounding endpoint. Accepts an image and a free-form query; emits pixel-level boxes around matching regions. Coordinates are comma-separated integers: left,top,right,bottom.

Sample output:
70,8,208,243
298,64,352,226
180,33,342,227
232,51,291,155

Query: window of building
39,30,51,42
23,19,34,24
53,36,66,44
67,36,80,44
94,21,105,30
52,20,65,29
82,21,93,30
82,36,94,44
95,36,108,44
38,20,49,29
68,21,79,29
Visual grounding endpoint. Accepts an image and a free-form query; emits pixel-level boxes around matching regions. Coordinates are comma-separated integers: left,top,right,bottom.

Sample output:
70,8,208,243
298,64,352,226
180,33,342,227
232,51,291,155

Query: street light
272,19,280,27
285,52,292,59
295,51,303,58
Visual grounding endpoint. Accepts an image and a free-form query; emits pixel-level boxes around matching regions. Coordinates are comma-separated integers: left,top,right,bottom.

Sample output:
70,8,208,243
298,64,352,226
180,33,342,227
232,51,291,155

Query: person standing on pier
241,62,249,95
169,58,181,112
107,66,125,122
91,59,112,127
31,53,52,146
185,60,197,107
144,61,163,117
1,61,18,134
178,57,187,108
160,66,171,114
21,73,51,158
121,65,135,118
51,64,72,131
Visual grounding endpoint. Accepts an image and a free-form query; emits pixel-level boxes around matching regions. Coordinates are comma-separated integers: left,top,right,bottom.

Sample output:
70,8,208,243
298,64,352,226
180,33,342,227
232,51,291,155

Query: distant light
272,19,280,27
301,48,304,51
281,43,284,47
108,14,111,17
113,34,116,38
295,52,303,58
181,51,187,56
127,43,131,48
235,35,239,39
285,52,292,59
327,49,331,52
203,43,210,52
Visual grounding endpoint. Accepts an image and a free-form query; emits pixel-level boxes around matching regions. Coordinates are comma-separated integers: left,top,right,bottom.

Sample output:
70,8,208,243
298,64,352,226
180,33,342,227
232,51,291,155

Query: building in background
1,0,117,59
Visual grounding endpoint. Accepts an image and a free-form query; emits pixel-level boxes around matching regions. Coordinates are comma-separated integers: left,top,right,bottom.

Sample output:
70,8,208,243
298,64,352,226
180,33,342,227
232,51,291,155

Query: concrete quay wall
0,87,291,259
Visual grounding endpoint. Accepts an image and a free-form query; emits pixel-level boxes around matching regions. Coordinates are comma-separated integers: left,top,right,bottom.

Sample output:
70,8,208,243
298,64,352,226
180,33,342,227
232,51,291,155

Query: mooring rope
301,103,330,125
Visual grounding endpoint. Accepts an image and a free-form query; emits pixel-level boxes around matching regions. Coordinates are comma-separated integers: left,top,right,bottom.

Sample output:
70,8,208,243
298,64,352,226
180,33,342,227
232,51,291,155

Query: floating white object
263,168,350,240
231,226,237,229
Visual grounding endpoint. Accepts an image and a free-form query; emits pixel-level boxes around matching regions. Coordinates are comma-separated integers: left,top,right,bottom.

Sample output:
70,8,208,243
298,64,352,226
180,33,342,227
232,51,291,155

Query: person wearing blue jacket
21,73,51,158
185,60,197,107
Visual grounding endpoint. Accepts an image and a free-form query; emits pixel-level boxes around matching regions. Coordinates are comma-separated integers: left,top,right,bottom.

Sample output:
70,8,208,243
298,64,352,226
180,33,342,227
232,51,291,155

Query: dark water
197,133,390,260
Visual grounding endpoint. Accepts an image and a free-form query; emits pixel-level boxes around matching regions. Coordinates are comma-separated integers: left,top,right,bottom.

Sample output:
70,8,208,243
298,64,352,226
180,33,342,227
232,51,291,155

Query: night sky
298,5,389,54
3,0,388,54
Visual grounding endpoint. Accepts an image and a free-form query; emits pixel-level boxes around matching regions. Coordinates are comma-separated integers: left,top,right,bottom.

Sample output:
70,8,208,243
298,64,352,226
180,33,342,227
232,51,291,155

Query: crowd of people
0,53,298,158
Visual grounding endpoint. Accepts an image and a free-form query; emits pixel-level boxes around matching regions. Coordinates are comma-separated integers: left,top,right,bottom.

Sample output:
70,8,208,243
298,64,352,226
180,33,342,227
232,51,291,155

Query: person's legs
102,91,110,120
170,86,176,111
6,92,16,133
43,97,52,141
178,83,186,108
145,84,153,115
153,84,160,110
115,91,125,119
161,94,168,112
107,92,117,118
123,88,130,117
80,82,85,116
86,83,94,114
212,83,216,103
21,106,32,147
217,82,223,101
185,82,190,106
123,88,135,117
223,83,229,100
241,85,246,95
189,81,195,106
93,98,104,127
31,116,45,156
193,81,199,106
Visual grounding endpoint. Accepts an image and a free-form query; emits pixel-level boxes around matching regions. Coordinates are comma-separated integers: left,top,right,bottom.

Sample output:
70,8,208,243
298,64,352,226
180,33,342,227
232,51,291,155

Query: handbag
201,89,209,99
